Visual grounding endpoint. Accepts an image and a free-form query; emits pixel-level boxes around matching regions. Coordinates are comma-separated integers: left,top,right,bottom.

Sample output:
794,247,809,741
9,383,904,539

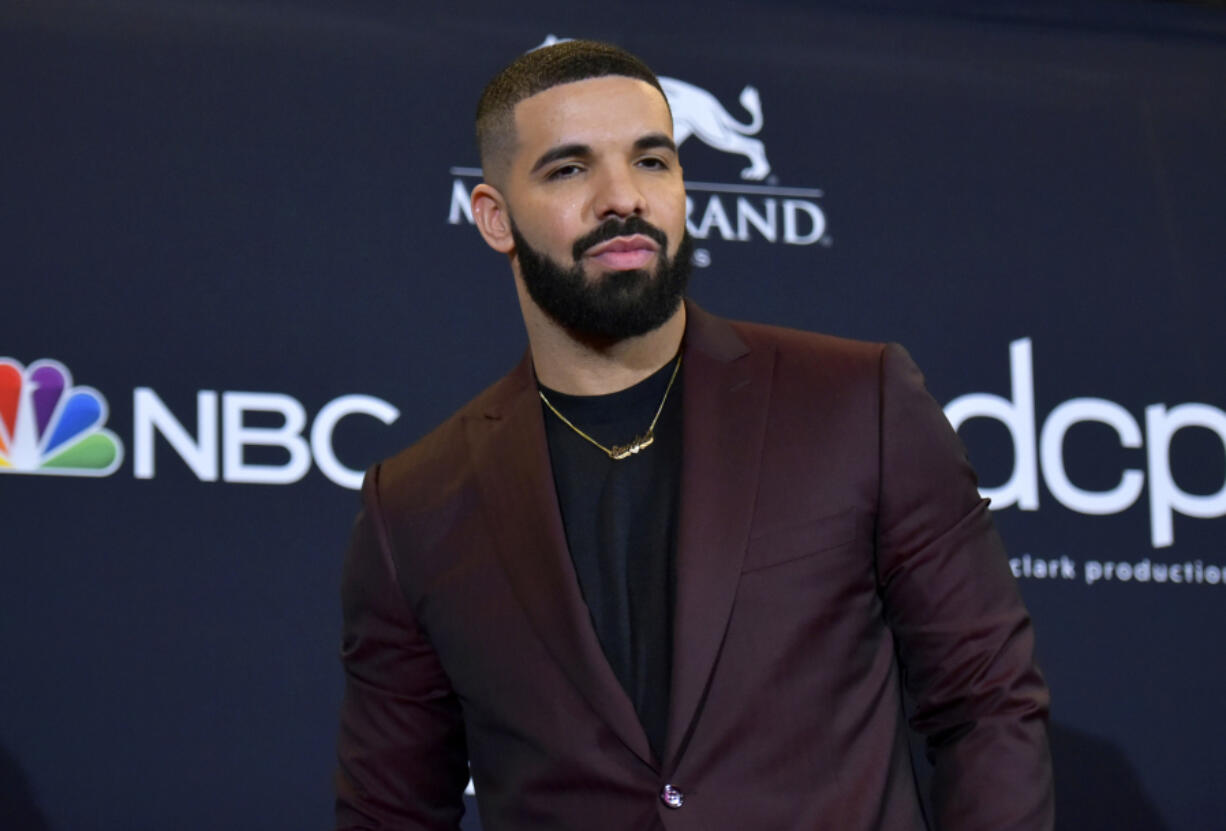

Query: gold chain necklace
538,355,682,460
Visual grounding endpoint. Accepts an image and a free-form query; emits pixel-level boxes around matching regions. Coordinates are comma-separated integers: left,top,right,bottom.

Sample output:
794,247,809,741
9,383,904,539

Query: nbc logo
0,358,124,476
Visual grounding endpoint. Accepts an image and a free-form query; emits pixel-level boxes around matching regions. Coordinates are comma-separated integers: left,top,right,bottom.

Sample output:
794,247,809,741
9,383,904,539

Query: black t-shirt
539,357,682,759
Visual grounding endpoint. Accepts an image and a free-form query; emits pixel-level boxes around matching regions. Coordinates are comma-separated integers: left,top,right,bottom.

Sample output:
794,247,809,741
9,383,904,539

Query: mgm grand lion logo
659,77,769,181
447,38,828,255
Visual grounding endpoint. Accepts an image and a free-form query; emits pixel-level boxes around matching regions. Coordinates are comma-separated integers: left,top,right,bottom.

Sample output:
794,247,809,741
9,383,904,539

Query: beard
511,215,693,342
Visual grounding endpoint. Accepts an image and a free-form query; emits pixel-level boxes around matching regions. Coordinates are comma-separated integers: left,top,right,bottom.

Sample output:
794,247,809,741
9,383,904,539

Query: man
336,40,1053,831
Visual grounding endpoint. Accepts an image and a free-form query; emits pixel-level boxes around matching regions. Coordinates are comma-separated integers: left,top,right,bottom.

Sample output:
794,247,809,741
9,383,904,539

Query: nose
592,162,647,220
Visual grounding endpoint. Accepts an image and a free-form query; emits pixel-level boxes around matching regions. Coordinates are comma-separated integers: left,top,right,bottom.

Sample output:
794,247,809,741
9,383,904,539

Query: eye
547,163,583,180
637,156,669,170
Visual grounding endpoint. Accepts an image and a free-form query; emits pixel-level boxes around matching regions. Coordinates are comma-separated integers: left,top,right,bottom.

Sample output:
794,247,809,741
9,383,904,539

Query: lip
583,234,660,270
584,234,660,257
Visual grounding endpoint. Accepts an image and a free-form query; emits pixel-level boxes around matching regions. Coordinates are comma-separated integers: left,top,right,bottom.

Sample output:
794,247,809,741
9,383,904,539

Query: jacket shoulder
723,316,891,392
371,360,529,510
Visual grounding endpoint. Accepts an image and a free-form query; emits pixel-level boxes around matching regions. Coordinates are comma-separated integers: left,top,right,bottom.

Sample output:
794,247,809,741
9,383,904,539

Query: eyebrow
634,133,677,155
529,133,679,175
530,143,591,175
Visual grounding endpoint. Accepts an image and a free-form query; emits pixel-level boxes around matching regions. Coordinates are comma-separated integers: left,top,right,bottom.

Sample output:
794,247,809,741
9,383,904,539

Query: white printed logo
945,338,1226,548
659,78,770,181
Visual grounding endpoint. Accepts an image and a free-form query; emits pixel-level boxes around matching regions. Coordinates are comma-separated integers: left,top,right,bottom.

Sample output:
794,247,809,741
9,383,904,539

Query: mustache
572,216,669,262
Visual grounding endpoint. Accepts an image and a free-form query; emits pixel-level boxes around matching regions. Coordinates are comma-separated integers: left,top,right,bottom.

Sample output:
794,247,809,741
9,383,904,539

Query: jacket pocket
741,508,859,573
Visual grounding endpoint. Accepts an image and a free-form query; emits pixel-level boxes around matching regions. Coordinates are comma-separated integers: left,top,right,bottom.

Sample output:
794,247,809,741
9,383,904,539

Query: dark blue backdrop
3,2,1224,829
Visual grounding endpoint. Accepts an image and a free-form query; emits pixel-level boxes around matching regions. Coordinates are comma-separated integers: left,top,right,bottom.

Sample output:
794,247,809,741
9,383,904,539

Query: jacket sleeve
874,343,1054,831
335,465,469,830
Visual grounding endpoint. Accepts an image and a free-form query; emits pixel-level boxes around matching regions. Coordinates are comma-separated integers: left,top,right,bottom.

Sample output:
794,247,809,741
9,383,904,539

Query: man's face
500,75,691,341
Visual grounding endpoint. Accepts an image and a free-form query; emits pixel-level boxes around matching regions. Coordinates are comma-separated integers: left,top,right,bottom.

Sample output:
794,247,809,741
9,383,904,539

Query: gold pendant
608,433,654,460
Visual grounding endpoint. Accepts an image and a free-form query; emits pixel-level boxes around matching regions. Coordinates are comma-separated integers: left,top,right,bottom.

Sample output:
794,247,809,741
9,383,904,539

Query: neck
516,280,686,396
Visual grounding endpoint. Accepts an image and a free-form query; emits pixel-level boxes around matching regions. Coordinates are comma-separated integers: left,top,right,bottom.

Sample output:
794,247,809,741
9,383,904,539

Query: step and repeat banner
3,2,1223,829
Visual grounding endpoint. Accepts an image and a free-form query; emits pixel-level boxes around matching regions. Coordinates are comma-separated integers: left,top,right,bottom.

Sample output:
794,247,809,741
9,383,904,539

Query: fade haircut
475,39,669,187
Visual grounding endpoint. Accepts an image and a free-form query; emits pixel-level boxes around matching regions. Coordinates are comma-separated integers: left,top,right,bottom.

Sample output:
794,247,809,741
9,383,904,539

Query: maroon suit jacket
336,303,1053,830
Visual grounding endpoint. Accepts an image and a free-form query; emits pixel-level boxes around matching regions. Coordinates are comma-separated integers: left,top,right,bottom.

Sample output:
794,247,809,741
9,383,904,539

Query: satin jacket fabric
335,303,1054,830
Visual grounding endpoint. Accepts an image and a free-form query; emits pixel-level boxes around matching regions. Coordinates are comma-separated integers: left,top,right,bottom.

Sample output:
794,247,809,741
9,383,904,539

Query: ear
471,183,515,255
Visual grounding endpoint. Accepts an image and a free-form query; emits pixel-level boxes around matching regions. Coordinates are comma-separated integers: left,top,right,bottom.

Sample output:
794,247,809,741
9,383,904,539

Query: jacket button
660,784,684,809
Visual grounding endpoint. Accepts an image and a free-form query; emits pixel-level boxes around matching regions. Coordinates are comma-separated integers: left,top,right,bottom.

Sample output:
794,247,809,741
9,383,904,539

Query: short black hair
475,39,668,186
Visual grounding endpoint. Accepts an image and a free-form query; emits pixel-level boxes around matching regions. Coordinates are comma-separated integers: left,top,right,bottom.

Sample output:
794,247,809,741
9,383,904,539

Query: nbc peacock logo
0,358,123,476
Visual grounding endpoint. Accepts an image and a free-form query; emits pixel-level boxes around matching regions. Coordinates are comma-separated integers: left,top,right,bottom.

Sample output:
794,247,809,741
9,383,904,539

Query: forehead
511,75,674,156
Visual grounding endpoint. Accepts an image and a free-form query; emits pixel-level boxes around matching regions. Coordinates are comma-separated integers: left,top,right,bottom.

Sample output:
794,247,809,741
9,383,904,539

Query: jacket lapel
465,356,656,769
665,303,775,772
